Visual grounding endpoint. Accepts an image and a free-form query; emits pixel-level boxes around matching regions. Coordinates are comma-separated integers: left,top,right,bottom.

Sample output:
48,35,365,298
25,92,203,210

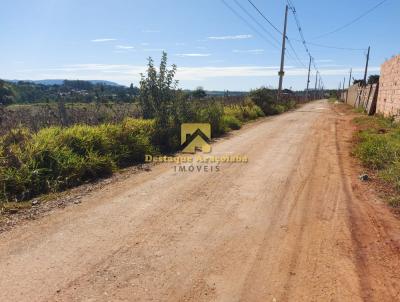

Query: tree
192,86,206,99
139,52,178,120
0,80,15,105
353,79,365,85
368,75,380,85
139,52,180,151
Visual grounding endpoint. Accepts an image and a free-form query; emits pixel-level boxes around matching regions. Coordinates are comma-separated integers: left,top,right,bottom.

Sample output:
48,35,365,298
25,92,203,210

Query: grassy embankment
353,115,400,207
0,98,296,209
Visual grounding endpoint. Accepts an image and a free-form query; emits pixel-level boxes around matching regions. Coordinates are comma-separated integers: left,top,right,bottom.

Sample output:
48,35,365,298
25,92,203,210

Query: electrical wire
220,0,281,50
232,0,281,46
220,0,302,65
292,40,367,51
313,0,389,39
286,0,326,89
246,0,282,34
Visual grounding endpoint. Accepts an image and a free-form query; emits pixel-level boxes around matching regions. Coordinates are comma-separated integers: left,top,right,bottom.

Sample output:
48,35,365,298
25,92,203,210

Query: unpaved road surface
1,100,400,301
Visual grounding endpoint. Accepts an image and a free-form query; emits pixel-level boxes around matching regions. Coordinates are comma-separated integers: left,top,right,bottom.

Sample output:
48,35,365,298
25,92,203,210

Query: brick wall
344,83,378,115
345,83,361,107
376,54,400,117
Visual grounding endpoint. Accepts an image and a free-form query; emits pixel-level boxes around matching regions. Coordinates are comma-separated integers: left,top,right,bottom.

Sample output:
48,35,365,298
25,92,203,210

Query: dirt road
1,100,399,301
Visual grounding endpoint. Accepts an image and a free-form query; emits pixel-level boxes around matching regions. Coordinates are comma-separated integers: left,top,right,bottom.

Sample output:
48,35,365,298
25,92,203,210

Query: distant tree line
0,79,140,105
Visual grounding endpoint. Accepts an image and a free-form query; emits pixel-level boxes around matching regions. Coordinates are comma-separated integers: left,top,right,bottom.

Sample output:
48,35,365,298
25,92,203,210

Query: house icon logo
181,123,211,153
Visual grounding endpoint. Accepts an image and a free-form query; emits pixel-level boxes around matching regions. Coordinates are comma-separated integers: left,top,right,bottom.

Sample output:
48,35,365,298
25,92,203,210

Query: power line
313,0,389,39
286,39,307,68
239,0,307,68
286,0,311,57
246,0,282,34
292,40,367,51
286,0,326,91
220,0,280,50
232,0,281,46
220,0,302,65
223,0,325,91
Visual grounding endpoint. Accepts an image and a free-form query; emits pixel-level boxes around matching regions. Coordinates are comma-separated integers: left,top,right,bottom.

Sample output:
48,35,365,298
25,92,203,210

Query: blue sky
0,0,398,91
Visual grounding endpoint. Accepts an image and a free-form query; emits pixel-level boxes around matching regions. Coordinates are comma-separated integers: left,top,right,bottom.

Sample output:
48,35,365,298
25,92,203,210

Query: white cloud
91,38,117,42
176,53,211,57
143,48,165,52
9,64,380,87
233,49,265,54
115,45,134,50
140,42,149,46
142,29,160,33
315,59,334,63
208,34,252,40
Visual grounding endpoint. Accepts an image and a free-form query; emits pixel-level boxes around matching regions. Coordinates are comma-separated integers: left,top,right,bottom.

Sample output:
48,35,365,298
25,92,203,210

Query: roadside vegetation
353,115,400,207
0,52,298,207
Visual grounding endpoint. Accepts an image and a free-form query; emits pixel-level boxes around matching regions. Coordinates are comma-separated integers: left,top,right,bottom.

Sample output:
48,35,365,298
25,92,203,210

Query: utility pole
277,5,289,101
318,78,322,99
363,46,370,85
348,68,352,88
305,55,312,101
343,77,346,101
314,72,318,100
346,68,352,103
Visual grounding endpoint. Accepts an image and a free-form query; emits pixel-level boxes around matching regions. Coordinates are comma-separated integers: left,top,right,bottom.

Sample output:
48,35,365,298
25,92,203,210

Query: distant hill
182,89,248,97
205,90,248,97
8,79,122,87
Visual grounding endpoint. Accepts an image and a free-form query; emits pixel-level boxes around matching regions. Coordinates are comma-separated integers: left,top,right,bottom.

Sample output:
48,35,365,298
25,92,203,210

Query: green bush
220,115,242,131
197,101,225,135
247,87,296,116
271,104,286,114
224,103,264,122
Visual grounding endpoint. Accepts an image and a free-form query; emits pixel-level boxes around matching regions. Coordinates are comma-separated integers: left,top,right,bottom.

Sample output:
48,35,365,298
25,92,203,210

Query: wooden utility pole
305,55,312,101
314,72,318,100
363,46,370,85
348,68,352,87
343,77,346,101
346,68,352,103
277,5,289,101
318,78,322,98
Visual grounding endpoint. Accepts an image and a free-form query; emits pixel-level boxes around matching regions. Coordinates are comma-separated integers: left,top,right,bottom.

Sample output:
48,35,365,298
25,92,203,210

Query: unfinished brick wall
345,83,361,107
344,83,378,115
376,54,400,117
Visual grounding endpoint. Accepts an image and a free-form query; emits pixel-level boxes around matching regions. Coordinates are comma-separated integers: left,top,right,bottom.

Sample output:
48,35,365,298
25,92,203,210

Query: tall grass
0,119,155,203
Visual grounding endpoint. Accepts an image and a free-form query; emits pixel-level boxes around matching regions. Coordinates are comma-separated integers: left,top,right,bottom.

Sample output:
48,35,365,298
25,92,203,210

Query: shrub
271,104,286,114
223,102,264,122
221,115,242,131
247,87,296,116
197,101,225,136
